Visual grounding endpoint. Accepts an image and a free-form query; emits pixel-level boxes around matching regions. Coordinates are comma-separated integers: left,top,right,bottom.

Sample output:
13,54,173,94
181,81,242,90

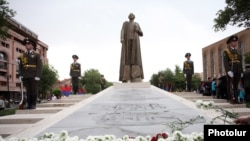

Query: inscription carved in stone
95,103,174,125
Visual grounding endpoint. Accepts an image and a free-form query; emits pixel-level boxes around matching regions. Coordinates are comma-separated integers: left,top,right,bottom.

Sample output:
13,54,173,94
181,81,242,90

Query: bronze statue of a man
119,13,144,83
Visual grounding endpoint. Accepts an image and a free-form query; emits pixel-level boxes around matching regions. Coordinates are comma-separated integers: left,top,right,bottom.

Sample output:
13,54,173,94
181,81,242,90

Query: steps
172,92,250,117
0,94,93,139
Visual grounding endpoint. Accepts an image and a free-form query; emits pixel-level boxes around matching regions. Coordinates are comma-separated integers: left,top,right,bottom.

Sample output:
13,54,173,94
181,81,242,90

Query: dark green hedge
0,108,16,116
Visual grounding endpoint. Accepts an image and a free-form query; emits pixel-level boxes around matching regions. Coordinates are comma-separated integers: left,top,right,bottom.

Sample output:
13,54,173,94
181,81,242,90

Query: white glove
184,74,186,77
227,71,234,78
241,73,243,78
19,76,23,81
34,77,40,81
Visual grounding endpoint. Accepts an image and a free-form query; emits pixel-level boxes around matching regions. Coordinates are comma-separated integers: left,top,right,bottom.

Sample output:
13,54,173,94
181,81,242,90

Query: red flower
151,136,157,141
161,133,168,139
156,133,162,139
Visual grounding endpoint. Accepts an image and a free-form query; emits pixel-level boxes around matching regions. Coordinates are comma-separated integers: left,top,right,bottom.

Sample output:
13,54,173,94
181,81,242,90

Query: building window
1,41,9,48
0,52,7,69
0,81,7,86
16,58,20,76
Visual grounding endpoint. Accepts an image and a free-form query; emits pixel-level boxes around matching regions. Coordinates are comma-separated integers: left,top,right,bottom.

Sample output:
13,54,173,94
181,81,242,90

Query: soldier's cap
185,52,191,58
72,55,79,59
226,35,238,44
23,38,37,49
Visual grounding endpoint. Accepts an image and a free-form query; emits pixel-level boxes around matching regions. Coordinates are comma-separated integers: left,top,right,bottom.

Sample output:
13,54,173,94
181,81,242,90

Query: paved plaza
35,82,209,139
1,82,249,139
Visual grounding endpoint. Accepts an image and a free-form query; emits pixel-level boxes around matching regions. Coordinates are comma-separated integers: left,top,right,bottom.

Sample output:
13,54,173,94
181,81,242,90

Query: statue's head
128,13,135,20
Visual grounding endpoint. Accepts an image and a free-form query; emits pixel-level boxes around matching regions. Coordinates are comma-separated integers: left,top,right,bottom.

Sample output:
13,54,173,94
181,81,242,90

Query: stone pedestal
113,82,150,89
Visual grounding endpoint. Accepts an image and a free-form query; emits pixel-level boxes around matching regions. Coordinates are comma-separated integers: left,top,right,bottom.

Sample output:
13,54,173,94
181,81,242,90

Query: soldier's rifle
19,79,24,108
229,56,235,104
185,77,188,91
229,77,235,104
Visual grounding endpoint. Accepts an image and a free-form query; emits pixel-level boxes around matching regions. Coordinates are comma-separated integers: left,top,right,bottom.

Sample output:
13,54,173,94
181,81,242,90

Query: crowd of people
198,77,246,103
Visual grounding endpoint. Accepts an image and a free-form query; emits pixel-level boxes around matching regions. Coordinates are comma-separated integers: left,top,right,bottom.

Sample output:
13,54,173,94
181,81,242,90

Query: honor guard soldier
158,72,164,89
70,55,81,94
19,38,43,109
223,35,243,104
183,53,194,92
100,74,106,90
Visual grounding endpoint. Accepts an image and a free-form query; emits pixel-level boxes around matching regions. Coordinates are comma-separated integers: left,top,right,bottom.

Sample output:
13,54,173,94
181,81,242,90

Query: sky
7,0,245,82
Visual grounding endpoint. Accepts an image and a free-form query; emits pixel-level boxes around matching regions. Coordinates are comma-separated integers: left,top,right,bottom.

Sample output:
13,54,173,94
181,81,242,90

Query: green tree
0,0,16,39
39,64,58,99
213,0,250,31
80,69,112,94
191,74,202,92
150,65,191,91
173,65,186,91
244,52,250,64
162,68,174,90
149,73,159,87
83,69,101,94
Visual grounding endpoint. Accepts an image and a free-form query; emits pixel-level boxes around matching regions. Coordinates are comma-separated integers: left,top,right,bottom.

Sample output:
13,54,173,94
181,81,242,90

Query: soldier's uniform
70,55,81,94
223,35,243,104
183,53,194,92
19,38,42,109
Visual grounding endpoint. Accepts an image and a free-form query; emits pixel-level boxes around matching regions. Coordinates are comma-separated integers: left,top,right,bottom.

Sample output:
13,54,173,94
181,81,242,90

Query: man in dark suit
19,38,42,109
70,55,81,94
223,35,243,104
183,53,194,92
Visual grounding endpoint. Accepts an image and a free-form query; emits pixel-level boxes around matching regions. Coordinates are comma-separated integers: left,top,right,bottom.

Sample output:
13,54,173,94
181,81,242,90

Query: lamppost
6,74,11,92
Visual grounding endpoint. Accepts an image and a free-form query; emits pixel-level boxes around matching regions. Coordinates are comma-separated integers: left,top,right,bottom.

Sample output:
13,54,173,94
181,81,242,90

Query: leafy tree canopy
0,0,16,39
39,64,59,98
213,0,250,31
83,69,102,94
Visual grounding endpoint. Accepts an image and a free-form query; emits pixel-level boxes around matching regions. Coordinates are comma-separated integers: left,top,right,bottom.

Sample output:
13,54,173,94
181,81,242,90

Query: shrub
0,108,16,116
244,52,250,64
52,89,62,98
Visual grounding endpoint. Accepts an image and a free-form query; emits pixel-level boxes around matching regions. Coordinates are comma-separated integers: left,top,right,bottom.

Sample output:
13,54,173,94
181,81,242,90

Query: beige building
202,28,250,80
0,18,48,101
